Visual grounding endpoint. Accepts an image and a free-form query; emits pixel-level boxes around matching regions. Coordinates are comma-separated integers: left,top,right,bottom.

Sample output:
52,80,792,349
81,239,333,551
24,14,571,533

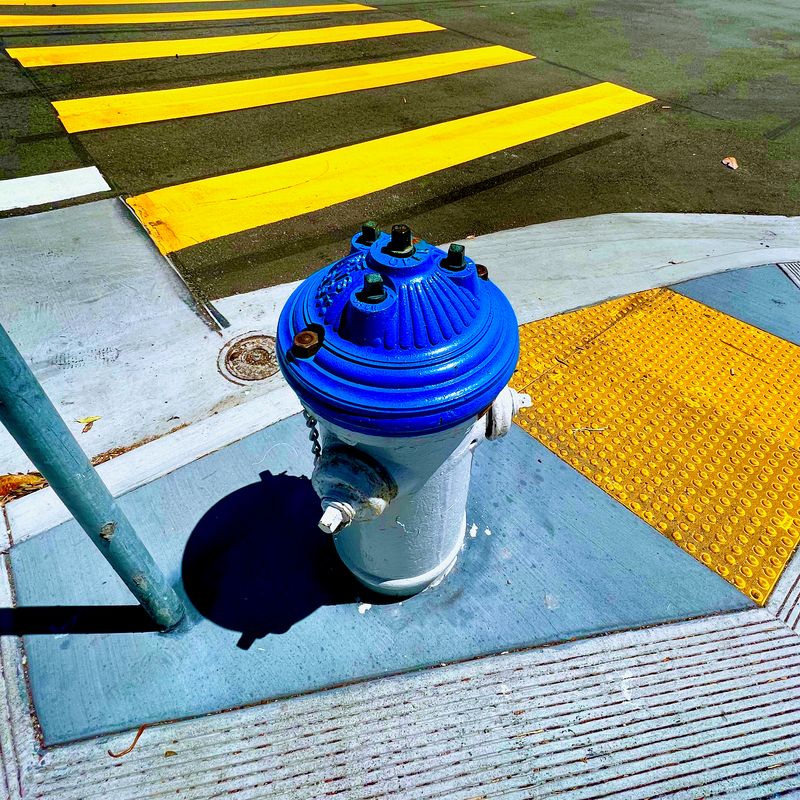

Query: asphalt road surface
1,0,798,298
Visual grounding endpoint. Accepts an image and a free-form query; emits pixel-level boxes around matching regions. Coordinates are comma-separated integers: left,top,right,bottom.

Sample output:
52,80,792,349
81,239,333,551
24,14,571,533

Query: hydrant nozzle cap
356,272,387,304
443,243,466,270
319,504,349,535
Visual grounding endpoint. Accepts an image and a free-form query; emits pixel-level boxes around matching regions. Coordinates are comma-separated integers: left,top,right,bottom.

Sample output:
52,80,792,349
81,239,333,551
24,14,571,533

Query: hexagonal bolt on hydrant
278,223,531,596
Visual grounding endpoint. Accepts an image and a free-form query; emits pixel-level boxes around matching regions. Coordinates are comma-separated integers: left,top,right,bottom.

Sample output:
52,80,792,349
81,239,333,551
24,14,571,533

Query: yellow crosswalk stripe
54,46,534,133
8,19,441,67
128,82,654,254
0,3,372,27
3,0,362,5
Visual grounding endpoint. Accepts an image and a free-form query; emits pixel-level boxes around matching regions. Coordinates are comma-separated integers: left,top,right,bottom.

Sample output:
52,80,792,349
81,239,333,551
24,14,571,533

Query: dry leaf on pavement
0,473,46,504
76,415,101,433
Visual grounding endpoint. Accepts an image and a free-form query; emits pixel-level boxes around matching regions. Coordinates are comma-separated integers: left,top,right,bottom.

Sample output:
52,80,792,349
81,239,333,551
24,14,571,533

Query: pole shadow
0,605,162,635
181,470,380,650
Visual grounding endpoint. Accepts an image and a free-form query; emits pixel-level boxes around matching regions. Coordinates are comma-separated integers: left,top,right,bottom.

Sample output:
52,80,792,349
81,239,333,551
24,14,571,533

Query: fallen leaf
107,724,147,758
76,415,101,433
721,156,739,170
164,750,178,757
571,426,608,438
0,472,46,504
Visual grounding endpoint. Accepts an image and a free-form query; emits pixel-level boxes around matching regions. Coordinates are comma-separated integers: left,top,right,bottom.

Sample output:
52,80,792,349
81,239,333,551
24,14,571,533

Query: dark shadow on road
182,471,386,650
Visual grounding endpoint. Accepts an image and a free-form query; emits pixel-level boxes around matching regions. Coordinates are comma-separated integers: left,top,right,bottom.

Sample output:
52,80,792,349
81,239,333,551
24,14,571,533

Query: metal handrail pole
0,322,184,630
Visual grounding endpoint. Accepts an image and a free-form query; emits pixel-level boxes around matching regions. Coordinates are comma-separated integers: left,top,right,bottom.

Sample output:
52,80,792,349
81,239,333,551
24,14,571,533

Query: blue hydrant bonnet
277,224,520,437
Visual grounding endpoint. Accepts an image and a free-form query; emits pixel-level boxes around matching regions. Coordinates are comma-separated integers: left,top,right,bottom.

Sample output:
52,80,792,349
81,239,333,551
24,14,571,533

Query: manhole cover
218,334,278,383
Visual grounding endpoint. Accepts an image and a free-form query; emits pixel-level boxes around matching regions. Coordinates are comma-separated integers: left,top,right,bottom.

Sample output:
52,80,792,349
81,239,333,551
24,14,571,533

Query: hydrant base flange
336,515,466,596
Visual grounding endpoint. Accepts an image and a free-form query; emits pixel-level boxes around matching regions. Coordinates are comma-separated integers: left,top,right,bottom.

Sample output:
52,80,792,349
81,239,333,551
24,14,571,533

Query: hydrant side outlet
277,225,528,596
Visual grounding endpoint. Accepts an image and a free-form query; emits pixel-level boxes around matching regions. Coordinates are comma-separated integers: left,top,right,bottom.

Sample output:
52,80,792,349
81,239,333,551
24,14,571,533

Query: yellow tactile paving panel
511,288,800,604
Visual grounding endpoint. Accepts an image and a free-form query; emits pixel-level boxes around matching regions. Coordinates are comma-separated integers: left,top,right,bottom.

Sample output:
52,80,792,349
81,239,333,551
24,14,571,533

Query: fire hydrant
277,223,530,596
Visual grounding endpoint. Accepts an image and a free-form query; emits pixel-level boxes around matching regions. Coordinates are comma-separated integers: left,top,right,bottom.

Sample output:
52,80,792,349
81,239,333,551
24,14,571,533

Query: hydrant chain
303,409,322,465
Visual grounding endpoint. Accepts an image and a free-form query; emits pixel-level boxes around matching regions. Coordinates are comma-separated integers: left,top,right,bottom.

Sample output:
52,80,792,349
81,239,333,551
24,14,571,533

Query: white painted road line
0,166,110,211
779,261,800,290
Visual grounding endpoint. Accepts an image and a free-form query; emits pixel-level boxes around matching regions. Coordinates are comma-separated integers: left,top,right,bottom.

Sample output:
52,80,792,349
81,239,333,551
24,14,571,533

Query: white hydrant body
310,385,530,595
278,224,529,596
317,417,478,595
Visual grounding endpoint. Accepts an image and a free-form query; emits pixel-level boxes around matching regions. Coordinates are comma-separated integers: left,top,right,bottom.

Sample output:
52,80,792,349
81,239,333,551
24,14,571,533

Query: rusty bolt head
476,264,489,281
100,522,116,542
293,329,321,358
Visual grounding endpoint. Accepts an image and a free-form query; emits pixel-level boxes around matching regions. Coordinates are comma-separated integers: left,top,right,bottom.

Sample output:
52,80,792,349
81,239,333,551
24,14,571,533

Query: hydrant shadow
182,470,372,650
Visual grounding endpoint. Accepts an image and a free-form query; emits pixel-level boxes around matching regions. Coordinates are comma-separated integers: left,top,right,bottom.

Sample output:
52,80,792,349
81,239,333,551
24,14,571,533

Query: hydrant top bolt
476,264,489,281
293,329,321,358
356,272,387,304
443,243,466,270
359,221,380,245
386,223,414,257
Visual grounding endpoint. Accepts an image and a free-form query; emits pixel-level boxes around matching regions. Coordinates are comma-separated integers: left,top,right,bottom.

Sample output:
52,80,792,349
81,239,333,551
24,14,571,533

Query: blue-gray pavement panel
672,264,800,346
10,416,751,745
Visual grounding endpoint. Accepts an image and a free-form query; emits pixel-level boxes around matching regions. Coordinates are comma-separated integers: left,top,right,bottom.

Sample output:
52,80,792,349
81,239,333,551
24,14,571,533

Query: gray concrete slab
4,209,796,523
0,198,279,474
7,210,797,541
4,602,798,800
454,212,800,323
10,416,749,744
673,263,800,344
2,254,800,797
